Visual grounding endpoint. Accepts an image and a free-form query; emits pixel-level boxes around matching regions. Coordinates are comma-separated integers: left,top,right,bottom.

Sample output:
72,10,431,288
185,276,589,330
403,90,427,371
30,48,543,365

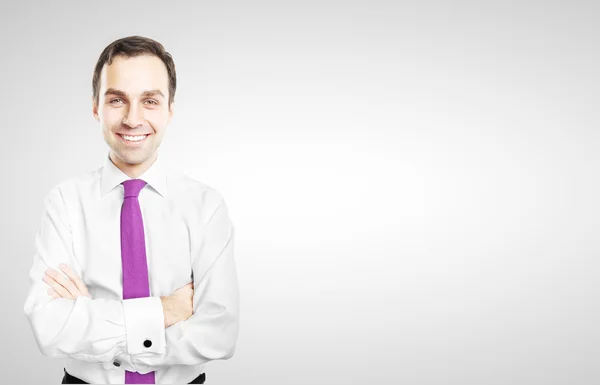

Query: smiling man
96,53,172,178
23,36,240,384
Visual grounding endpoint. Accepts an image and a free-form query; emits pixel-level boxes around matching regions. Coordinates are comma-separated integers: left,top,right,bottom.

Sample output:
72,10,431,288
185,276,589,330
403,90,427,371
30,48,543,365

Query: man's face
92,54,173,167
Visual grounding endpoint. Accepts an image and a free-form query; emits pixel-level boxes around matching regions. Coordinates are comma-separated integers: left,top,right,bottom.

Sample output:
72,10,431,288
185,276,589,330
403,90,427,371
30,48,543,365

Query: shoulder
44,167,102,205
166,169,228,213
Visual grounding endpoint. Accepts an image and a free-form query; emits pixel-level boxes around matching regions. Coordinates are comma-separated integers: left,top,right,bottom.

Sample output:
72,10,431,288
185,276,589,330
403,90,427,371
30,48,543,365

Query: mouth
117,133,150,146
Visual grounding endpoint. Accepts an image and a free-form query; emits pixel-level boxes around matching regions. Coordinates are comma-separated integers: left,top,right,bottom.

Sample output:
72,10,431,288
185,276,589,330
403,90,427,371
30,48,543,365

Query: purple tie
121,179,156,384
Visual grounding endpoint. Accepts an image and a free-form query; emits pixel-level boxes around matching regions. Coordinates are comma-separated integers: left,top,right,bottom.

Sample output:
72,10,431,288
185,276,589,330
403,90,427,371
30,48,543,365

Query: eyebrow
104,88,165,98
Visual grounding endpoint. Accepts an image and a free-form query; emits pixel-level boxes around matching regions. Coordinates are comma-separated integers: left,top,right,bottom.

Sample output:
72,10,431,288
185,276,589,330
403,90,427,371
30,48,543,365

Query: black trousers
61,368,206,384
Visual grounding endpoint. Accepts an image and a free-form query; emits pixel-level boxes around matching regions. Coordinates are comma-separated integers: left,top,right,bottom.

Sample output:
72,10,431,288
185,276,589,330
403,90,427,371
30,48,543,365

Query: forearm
25,287,166,365
131,227,239,368
25,262,166,367
135,301,239,368
24,284,127,362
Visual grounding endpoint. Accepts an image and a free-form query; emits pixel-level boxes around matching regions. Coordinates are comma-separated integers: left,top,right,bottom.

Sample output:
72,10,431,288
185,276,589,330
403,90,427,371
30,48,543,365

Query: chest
72,197,195,300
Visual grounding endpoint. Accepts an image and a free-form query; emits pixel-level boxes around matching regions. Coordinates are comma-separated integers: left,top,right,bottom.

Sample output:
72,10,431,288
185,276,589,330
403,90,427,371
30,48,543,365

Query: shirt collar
100,151,167,199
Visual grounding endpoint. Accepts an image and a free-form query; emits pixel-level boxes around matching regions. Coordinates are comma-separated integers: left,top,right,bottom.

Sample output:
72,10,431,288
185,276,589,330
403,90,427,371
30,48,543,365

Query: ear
167,101,175,125
92,98,100,122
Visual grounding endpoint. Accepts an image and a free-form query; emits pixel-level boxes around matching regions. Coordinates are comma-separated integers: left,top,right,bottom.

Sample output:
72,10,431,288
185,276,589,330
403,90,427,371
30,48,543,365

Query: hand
43,263,92,300
160,282,194,328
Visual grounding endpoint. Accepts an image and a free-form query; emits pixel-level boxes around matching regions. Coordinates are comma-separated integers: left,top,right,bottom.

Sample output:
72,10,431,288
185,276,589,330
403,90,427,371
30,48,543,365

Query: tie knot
122,179,147,198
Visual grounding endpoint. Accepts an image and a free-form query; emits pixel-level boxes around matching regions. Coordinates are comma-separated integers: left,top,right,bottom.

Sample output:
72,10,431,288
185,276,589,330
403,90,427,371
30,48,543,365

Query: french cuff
101,351,137,372
122,297,166,355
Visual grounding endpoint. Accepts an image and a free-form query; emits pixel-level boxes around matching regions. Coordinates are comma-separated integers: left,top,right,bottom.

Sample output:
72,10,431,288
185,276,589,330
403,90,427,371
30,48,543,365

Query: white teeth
121,134,147,142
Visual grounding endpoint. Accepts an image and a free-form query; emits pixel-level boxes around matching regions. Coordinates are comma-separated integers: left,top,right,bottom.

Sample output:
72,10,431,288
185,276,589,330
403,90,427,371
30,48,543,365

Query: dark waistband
62,368,206,384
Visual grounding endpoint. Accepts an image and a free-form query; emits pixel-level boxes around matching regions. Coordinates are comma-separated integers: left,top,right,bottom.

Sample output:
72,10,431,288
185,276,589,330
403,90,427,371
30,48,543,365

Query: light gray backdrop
1,0,599,384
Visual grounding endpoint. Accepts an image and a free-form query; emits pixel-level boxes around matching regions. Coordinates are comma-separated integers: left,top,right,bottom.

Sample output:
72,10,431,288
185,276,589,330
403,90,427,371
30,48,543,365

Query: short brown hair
92,35,177,106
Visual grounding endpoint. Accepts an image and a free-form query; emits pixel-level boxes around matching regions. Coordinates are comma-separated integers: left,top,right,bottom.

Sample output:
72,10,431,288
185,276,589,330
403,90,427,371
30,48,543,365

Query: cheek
146,110,170,129
101,109,124,127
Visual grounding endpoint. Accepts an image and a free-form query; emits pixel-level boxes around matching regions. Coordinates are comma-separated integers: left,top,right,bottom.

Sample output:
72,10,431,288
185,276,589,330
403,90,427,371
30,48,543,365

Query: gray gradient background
1,0,599,384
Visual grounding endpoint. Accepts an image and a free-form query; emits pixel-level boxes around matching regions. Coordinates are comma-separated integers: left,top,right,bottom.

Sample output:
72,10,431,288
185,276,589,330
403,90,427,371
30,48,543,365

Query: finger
43,273,73,299
46,268,80,298
47,287,60,299
59,264,91,297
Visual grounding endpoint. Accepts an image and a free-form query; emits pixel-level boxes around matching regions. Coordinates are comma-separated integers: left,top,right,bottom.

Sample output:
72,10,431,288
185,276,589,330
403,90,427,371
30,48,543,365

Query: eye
144,99,159,105
109,98,124,104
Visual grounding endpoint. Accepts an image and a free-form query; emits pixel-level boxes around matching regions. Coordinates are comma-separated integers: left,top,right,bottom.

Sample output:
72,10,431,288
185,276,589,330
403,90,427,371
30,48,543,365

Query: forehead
99,55,169,97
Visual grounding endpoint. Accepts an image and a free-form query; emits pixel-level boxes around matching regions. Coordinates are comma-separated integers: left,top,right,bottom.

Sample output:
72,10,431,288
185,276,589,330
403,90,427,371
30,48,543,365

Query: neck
110,151,158,179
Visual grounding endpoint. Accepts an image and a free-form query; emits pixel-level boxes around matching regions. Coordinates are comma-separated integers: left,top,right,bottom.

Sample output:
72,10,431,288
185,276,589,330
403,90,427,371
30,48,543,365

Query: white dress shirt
23,151,240,384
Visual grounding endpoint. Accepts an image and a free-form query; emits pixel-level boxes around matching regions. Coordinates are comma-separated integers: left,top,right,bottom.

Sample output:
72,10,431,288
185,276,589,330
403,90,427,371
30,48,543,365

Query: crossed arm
43,264,193,329
24,186,240,372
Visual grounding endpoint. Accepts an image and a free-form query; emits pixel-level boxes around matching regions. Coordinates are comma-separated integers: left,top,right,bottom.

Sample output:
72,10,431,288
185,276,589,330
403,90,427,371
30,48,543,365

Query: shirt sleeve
23,186,165,370
130,194,240,369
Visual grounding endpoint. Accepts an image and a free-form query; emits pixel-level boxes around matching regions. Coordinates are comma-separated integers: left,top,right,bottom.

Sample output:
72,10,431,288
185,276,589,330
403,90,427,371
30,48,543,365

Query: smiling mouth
118,134,150,144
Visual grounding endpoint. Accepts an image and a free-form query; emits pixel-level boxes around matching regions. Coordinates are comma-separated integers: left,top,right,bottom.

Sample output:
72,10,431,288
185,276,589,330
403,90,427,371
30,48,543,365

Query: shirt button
143,339,152,348
113,359,121,367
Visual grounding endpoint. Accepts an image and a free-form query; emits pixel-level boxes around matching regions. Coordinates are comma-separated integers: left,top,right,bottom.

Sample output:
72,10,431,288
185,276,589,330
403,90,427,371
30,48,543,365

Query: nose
122,103,145,127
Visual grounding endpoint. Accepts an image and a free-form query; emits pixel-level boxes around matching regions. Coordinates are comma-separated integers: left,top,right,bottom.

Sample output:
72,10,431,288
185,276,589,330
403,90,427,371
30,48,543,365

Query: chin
112,148,143,165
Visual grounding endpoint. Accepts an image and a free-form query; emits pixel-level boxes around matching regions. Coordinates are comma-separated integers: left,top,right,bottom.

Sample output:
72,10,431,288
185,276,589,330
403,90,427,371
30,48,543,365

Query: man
23,35,240,384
